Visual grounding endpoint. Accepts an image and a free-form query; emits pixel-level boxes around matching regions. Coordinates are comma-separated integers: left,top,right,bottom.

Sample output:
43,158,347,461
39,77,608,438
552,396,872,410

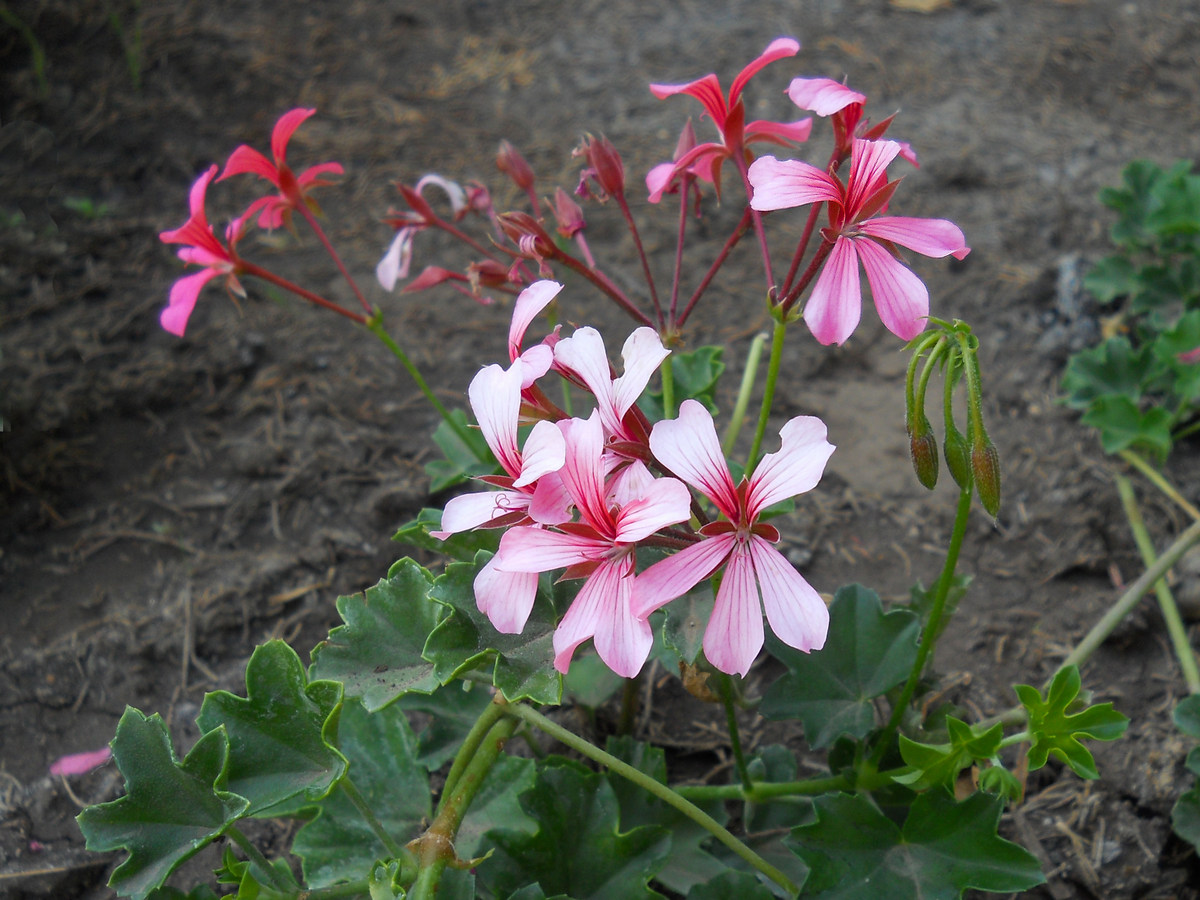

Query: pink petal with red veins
514,420,566,488
746,416,835,515
606,459,656,509
803,236,862,346
859,216,970,260
748,156,841,211
495,524,605,573
744,117,814,146
613,328,670,420
613,476,691,544
50,747,112,777
845,139,901,214
649,400,740,517
469,363,523,476
474,554,539,634
161,166,219,246
553,558,649,677
509,280,563,360
728,37,801,107
855,236,929,342
650,74,728,126
161,269,218,336
220,145,280,185
558,412,612,531
376,228,414,291
432,490,525,539
296,161,344,187
786,77,866,116
271,108,316,164
529,472,573,526
633,533,735,617
703,546,764,676
749,536,828,652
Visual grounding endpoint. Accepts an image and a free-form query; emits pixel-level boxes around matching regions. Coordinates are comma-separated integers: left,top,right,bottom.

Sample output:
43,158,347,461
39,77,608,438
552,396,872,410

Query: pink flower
784,77,916,165
50,746,112,776
648,37,812,201
377,175,470,291
158,165,250,336
494,411,692,677
219,108,344,230
749,138,970,345
634,400,834,676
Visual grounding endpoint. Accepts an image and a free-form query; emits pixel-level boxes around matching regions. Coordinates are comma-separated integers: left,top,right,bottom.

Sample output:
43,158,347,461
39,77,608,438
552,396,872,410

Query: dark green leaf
76,708,249,900
563,652,626,709
788,790,1045,899
1154,309,1200,402
761,585,919,749
397,680,495,769
660,585,714,665
1060,337,1157,410
292,698,429,888
196,640,346,817
392,507,501,562
455,754,538,860
1084,254,1138,304
895,717,1003,792
639,345,725,421
480,759,671,899
1172,784,1200,850
426,553,562,704
426,408,496,493
310,560,444,710
1014,665,1128,780
685,871,775,900
1081,395,1174,457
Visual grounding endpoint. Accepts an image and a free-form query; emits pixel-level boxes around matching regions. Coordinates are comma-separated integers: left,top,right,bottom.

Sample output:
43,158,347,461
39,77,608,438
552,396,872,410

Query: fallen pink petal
50,747,112,777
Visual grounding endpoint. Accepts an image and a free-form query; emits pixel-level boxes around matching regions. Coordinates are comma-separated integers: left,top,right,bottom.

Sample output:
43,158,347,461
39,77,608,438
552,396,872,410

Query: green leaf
1081,394,1174,457
397,680,495,769
1060,337,1157,410
563,652,626,709
604,736,730,895
215,846,296,899
906,574,970,645
392,507,501,562
310,560,444,710
426,408,496,493
895,717,1003,792
480,759,671,899
76,708,250,900
1154,309,1200,402
788,790,1045,899
455,754,538,860
1084,254,1139,304
639,345,725,421
292,698,430,888
761,585,919,749
425,553,562,704
1172,784,1200,852
686,871,776,900
1014,665,1129,780
196,640,346,817
660,585,714,666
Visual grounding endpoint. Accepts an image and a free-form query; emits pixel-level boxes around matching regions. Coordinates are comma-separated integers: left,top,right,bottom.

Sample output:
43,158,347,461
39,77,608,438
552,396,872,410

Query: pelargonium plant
73,36,1146,900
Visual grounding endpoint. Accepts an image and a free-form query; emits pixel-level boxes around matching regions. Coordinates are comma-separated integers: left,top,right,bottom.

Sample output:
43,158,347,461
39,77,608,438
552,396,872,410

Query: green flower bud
943,419,972,492
908,414,939,490
972,437,1002,517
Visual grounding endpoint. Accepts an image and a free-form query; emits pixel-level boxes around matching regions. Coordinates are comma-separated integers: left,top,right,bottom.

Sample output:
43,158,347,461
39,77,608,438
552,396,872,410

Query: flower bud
497,140,536,193
943,420,972,492
908,414,938,490
575,134,625,200
972,436,1002,517
551,187,586,239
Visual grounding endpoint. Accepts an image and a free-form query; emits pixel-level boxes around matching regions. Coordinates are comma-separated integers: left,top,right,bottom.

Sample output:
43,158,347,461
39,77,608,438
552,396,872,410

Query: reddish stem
240,260,369,325
297,204,373,315
614,193,664,331
676,207,753,330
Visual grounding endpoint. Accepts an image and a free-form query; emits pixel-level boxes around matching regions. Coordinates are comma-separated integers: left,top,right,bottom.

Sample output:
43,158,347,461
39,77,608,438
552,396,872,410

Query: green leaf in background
604,736,731,896
426,553,562,704
789,790,1044,899
397,680,495,769
310,559,444,710
392,507,501,562
639,345,725,421
660,585,714,666
1154,309,1200,402
685,871,776,900
1083,254,1138,304
1080,394,1174,457
895,717,1003,792
214,846,296,899
196,640,346,817
426,407,496,493
1060,337,1158,410
454,754,538,860
292,698,429,888
76,708,249,900
761,585,919,749
480,759,671,900
1169,696,1200,850
563,651,626,710
1014,665,1128,780
726,745,812,892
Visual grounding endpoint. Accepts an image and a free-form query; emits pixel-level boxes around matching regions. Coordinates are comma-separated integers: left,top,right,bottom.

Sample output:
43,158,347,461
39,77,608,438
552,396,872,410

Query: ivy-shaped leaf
454,754,538,860
1080,394,1174,457
1014,665,1128,780
480,759,671,899
76,708,250,900
425,553,562,705
761,585,919,749
196,640,346,817
426,408,496,493
895,717,1003,792
686,871,776,900
397,681,495,769
310,559,444,710
392,507,501,563
292,698,430,889
1060,337,1157,410
639,345,726,421
1153,309,1200,403
788,790,1045,899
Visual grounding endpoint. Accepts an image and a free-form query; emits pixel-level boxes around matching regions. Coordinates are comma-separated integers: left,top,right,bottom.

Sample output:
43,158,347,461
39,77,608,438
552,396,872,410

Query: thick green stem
868,486,973,771
437,696,511,813
1117,474,1200,694
660,356,676,420
722,332,767,456
339,776,404,859
506,702,799,897
227,825,298,893
746,317,788,477
716,673,753,792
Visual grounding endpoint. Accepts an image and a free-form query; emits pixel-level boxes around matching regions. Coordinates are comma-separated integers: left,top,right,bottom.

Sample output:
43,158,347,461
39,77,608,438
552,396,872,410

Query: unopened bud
972,437,1002,517
551,187,585,239
575,134,625,200
497,140,536,193
908,415,939,490
943,420,972,492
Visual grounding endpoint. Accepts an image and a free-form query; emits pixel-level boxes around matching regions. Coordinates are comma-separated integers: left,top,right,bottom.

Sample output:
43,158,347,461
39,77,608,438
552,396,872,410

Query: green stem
1119,448,1200,522
340,777,404,859
746,317,788,477
868,486,973,771
676,767,906,802
1117,474,1200,694
227,825,299,893
437,697,510,813
722,332,768,456
716,673,753,792
302,880,373,899
365,317,489,464
506,702,799,897
660,356,676,420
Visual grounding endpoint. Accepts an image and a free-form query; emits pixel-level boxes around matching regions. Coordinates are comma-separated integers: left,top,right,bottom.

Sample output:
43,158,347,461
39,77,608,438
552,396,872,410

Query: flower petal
161,268,218,336
803,235,862,346
744,117,814,146
729,37,801,107
786,77,866,116
514,419,566,488
219,145,279,185
376,228,414,291
649,399,740,517
509,280,563,361
858,216,970,260
650,74,728,127
613,327,670,420
468,363,523,477
614,476,691,543
746,416,835,516
432,489,525,539
749,536,828,652
50,747,112,777
495,523,605,573
271,108,317,165
855,236,929,342
474,554,539,634
554,557,650,677
748,156,841,211
296,161,345,187
845,139,901,215
633,533,735,617
703,546,764,676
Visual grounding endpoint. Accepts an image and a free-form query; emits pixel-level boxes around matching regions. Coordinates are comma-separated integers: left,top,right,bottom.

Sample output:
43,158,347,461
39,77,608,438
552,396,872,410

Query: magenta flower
749,138,970,345
158,165,250,337
219,108,344,230
49,746,112,777
647,37,812,201
494,411,692,677
634,400,834,676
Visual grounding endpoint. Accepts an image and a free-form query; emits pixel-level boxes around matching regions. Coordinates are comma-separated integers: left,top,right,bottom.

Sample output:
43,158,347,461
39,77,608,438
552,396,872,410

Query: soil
4,0,1200,897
